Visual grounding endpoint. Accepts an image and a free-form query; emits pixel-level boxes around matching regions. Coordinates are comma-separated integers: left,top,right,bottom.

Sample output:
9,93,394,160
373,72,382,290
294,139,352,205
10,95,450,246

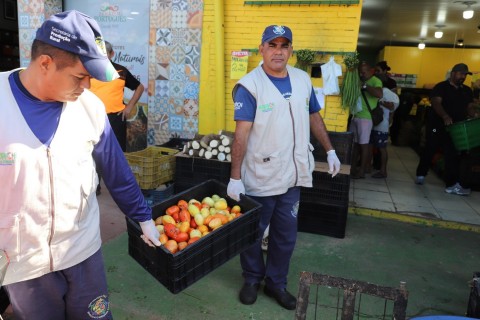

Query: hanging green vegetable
340,52,361,112
294,49,316,72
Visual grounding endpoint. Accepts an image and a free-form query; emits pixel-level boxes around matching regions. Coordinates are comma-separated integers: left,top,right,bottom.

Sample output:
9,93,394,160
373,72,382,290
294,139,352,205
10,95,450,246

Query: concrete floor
3,144,480,319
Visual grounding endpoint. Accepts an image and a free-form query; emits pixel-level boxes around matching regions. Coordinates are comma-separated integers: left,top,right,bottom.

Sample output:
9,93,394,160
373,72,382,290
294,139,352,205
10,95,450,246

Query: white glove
139,219,161,247
227,178,245,202
326,150,341,177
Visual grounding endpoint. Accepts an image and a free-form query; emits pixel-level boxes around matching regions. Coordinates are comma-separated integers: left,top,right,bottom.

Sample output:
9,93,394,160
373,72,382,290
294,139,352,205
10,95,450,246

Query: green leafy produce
341,52,361,111
294,49,316,71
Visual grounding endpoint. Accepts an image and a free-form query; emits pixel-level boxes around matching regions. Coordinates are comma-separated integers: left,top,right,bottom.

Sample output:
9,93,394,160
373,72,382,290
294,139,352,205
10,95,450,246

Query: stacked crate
298,132,354,238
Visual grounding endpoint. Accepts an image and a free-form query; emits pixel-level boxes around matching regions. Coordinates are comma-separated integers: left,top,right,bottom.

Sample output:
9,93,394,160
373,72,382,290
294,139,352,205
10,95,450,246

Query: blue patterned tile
169,81,185,98
183,116,198,134
156,96,171,113
185,45,200,67
156,28,172,46
19,15,29,28
187,0,203,12
184,81,199,99
155,80,169,98
172,0,188,11
169,115,183,132
170,97,184,115
169,63,186,82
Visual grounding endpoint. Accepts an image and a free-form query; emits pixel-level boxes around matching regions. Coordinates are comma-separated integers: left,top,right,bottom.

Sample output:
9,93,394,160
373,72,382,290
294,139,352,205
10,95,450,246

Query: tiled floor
350,144,480,226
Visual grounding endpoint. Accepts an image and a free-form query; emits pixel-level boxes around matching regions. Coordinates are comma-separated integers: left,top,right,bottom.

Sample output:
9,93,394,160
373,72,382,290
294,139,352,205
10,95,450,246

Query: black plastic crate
297,202,348,238
300,172,350,207
158,138,190,151
126,179,261,294
311,131,354,165
174,154,231,193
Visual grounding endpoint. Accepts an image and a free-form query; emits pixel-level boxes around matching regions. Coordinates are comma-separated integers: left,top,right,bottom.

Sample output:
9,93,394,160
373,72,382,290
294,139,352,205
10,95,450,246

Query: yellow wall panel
382,46,480,89
199,0,363,133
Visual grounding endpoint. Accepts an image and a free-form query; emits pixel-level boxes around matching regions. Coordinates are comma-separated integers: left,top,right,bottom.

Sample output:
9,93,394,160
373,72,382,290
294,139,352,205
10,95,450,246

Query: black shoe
239,283,260,305
264,286,297,310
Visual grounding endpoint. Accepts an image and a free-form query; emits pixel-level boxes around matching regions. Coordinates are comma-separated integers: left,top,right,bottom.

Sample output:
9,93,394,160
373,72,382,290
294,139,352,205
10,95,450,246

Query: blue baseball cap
35,10,119,82
261,25,293,44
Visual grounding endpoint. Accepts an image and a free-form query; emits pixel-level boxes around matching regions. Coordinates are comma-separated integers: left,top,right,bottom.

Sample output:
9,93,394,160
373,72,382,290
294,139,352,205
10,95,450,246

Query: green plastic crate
446,118,480,151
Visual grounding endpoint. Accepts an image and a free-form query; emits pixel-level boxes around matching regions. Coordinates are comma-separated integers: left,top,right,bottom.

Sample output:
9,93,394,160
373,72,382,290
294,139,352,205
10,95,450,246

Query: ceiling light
457,1,477,19
435,31,444,38
457,39,465,46
463,8,474,19
418,41,426,50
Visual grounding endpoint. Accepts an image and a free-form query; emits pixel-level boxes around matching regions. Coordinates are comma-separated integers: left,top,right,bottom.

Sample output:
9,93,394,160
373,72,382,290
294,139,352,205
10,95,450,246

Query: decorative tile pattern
156,28,172,46
172,0,188,11
187,11,203,29
172,10,187,29
169,63,186,82
182,116,198,135
156,96,171,113
183,99,199,117
156,46,171,64
156,0,173,10
185,64,199,82
184,81,199,99
186,29,201,46
169,115,183,131
170,44,185,64
170,97,184,115
169,81,185,98
171,28,187,46
156,63,170,80
155,80,169,98
185,45,200,68
187,0,203,13
19,15,29,28
152,7,172,27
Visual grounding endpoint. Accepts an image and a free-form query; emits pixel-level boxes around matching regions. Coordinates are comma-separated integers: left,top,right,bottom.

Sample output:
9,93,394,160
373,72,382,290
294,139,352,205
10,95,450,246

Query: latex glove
326,150,341,177
139,219,161,247
227,178,245,202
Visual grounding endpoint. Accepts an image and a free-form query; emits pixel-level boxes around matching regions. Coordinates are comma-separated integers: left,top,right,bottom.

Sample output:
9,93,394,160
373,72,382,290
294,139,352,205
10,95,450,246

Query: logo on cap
272,26,286,36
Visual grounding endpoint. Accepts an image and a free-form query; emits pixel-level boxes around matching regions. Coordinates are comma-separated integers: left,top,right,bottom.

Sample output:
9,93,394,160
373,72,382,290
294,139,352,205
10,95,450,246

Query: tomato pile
155,195,242,254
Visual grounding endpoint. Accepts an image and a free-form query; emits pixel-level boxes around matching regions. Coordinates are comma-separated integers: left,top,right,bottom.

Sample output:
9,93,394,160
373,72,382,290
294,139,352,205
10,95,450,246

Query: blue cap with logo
261,25,293,44
35,10,119,82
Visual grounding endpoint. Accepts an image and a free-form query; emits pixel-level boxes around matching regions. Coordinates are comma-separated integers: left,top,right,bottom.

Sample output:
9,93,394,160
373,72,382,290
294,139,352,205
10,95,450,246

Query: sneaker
445,183,471,196
415,176,425,185
261,236,268,251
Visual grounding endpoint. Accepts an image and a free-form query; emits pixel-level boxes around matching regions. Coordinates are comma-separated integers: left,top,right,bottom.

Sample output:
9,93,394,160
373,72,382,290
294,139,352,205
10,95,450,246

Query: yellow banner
230,51,249,79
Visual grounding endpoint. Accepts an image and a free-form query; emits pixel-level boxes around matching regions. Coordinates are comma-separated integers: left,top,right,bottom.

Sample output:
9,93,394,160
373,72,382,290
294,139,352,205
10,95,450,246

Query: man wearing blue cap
0,10,160,319
228,25,341,310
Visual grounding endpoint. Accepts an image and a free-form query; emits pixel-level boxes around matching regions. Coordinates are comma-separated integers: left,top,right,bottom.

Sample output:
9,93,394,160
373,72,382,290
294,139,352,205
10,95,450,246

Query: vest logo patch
258,102,274,112
0,152,15,165
87,295,110,318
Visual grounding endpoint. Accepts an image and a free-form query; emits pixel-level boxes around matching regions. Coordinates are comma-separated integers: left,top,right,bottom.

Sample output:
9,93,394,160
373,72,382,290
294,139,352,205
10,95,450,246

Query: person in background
368,87,400,178
375,60,397,92
415,63,478,195
227,25,341,310
0,10,160,320
89,41,145,195
90,41,144,152
350,62,383,179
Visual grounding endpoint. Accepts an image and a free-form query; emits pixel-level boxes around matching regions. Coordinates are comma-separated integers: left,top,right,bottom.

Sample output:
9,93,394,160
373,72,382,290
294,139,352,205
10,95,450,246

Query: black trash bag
467,272,480,318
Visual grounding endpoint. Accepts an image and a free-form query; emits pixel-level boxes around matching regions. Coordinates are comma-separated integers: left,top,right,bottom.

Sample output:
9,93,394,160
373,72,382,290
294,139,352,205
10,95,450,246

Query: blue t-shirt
233,72,320,121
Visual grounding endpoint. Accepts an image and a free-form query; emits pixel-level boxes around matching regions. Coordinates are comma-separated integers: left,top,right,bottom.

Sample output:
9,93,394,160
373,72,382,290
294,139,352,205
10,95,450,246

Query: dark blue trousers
5,249,112,320
240,187,300,289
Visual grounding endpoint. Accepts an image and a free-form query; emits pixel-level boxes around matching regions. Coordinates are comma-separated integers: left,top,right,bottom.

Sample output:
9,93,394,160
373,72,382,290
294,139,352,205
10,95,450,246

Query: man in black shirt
415,63,477,195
